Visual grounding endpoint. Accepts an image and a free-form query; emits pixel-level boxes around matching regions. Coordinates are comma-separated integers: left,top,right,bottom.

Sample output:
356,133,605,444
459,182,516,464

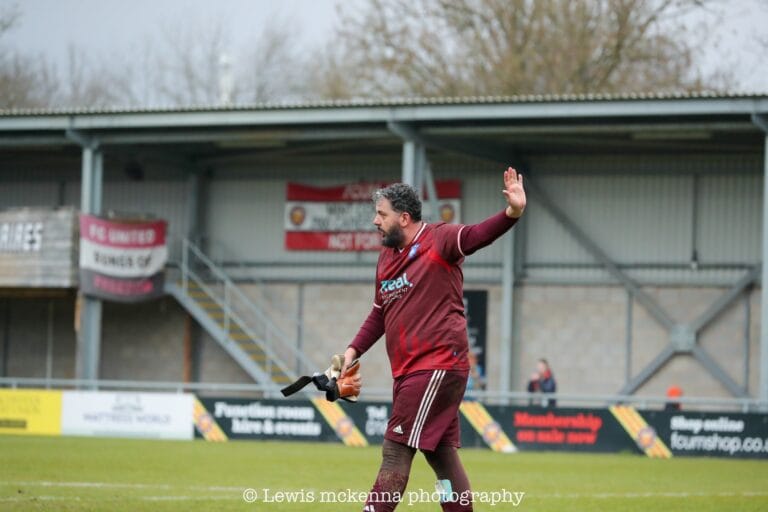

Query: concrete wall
0,295,251,384
517,285,758,399
2,283,759,403
0,296,76,379
247,281,760,401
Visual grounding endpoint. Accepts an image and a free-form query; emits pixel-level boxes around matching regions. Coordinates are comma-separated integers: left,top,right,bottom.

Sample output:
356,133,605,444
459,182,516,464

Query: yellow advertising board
0,389,62,436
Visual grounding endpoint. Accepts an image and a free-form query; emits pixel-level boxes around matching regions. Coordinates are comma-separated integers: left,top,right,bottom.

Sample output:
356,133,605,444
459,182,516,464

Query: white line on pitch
0,496,240,502
534,491,768,499
0,481,242,492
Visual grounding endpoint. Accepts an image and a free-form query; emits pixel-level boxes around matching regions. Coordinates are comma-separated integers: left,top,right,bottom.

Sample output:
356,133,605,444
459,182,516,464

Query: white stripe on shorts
407,369,445,448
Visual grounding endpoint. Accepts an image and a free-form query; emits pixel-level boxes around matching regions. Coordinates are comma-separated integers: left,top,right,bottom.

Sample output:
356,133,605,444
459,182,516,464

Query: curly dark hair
373,183,422,222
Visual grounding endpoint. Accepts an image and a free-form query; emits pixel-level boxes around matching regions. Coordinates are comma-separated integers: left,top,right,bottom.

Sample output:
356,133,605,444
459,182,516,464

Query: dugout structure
0,93,767,408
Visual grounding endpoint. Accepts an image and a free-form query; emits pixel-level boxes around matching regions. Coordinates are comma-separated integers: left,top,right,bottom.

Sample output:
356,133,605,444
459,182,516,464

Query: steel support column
625,291,633,385
401,139,417,187
422,155,439,222
754,113,768,406
389,121,440,220
499,229,515,401
69,131,103,386
185,170,201,243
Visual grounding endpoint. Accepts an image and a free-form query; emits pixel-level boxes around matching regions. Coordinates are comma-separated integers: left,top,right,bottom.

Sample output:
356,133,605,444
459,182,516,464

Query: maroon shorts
385,369,468,451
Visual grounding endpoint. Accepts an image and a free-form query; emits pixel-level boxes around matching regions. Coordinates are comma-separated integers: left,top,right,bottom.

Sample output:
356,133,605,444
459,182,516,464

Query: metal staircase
166,239,317,394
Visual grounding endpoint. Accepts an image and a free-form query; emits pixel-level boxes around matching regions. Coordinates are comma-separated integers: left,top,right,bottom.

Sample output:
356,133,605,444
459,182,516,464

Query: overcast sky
4,0,337,64
2,0,767,97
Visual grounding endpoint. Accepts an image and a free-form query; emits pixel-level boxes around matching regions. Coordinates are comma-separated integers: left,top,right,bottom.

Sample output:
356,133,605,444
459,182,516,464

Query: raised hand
502,167,526,218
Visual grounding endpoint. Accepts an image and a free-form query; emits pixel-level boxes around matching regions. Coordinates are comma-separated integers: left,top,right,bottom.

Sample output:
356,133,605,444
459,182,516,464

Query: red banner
79,215,167,302
285,181,462,251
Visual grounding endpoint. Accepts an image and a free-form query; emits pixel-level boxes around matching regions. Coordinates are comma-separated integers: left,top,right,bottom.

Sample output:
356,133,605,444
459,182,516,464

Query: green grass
1,435,767,511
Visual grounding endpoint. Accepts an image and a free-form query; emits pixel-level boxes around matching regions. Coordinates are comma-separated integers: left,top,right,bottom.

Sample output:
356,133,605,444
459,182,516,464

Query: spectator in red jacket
527,358,557,407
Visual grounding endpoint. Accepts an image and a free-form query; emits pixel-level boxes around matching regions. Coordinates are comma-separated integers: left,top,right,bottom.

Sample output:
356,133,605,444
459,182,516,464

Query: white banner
61,391,193,440
285,180,462,251
284,199,462,232
79,238,168,278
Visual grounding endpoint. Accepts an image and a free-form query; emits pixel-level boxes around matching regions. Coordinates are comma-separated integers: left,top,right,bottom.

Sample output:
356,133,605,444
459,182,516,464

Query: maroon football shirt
350,210,518,378
375,221,468,376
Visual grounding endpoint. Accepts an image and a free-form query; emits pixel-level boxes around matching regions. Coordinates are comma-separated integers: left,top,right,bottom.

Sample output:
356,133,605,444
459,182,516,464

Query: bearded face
379,222,405,248
374,198,406,248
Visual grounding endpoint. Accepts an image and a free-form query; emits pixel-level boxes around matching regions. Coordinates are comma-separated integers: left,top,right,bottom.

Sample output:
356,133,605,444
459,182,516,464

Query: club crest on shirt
408,243,420,260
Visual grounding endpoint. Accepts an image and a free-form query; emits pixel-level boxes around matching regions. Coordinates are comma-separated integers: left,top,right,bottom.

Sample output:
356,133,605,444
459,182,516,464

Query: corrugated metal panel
527,174,694,264
0,182,62,209
697,174,761,264
109,182,187,236
64,181,189,260
208,156,764,285
206,157,401,267
530,154,762,175
4,155,760,286
207,179,382,267
523,167,761,285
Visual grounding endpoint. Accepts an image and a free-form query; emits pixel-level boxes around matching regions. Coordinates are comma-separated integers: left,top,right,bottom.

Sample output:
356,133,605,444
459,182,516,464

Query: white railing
1,377,765,412
179,238,318,383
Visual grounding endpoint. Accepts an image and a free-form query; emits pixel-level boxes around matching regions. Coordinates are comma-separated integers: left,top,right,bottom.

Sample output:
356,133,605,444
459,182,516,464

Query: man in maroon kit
341,167,526,512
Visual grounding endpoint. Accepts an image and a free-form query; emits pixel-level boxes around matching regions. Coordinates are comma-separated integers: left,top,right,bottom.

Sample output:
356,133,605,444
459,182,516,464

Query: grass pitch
1,435,767,511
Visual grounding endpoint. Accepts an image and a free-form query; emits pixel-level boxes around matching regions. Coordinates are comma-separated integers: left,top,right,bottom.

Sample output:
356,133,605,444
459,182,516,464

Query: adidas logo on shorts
393,424,403,434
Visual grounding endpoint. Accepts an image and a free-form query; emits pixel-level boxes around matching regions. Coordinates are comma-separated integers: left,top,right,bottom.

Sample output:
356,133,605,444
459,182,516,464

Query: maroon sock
363,469,409,512
440,496,473,512
423,446,473,512
363,440,415,512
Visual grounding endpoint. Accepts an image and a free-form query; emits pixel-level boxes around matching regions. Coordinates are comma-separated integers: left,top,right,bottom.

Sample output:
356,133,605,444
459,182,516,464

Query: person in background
664,385,683,411
464,350,485,400
527,358,557,407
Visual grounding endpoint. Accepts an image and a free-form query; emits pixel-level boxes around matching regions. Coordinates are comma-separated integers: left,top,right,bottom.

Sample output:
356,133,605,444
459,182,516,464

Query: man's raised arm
459,167,526,256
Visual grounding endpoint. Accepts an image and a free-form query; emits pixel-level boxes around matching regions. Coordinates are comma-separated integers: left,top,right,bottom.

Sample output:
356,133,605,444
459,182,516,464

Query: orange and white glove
280,354,362,402
327,354,361,402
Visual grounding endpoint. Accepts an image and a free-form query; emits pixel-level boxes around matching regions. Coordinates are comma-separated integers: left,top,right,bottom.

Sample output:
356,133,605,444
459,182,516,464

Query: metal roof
1,90,766,117
0,91,765,162
0,91,765,136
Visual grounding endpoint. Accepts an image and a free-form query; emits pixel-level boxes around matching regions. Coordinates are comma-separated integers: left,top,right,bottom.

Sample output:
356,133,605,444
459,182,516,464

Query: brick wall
1,283,760,402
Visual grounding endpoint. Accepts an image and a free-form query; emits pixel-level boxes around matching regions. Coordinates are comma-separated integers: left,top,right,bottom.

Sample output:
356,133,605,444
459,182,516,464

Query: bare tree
0,4,54,109
1,6,126,110
55,45,128,108
239,16,311,104
313,0,734,99
101,39,161,108
153,19,231,106
144,14,310,107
